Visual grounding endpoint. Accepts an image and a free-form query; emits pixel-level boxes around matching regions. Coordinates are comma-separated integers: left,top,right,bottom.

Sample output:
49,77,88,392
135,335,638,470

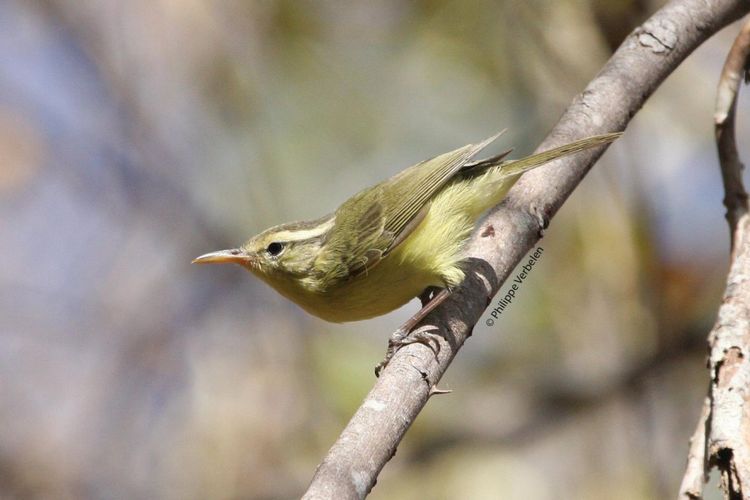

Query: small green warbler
194,131,619,373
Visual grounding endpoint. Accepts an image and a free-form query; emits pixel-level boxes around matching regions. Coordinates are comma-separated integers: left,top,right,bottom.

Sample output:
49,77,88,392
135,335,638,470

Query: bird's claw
374,325,442,377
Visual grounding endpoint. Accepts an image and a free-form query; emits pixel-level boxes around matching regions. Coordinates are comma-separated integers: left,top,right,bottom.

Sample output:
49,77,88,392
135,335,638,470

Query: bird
193,131,620,374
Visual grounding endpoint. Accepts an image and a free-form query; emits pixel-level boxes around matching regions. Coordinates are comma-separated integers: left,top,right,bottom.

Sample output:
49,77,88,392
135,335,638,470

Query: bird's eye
266,242,285,257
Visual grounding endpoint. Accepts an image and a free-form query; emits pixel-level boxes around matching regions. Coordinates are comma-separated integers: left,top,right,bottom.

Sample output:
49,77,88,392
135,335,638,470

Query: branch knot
635,19,678,53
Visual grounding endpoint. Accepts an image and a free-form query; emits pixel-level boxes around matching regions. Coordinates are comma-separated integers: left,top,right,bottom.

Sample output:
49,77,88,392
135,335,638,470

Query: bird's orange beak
192,249,252,266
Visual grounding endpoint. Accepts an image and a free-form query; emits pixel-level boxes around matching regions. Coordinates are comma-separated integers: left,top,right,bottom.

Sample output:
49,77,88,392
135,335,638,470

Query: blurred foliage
1,0,748,498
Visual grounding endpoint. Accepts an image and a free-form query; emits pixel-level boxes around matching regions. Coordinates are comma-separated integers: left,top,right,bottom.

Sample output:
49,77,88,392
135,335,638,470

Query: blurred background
1,0,749,498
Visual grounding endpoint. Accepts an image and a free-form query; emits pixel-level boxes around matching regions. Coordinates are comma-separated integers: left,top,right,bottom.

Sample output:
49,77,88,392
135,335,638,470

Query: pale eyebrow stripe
273,217,336,242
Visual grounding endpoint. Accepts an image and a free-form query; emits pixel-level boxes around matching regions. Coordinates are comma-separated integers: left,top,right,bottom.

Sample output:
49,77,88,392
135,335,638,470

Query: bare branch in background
303,1,750,498
679,18,750,500
716,20,750,244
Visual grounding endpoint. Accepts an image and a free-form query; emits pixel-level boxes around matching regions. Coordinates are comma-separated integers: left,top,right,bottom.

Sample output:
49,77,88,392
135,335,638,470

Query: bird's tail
453,132,621,223
499,132,622,176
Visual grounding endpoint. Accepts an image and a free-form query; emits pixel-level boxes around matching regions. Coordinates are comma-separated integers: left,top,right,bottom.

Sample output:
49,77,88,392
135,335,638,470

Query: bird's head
192,215,335,286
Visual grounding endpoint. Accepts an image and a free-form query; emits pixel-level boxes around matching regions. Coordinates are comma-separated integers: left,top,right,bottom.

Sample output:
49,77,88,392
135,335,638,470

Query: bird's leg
375,288,452,377
418,286,441,307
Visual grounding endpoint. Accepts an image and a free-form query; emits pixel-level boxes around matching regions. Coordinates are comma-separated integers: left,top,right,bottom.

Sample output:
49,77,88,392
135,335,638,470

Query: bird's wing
314,134,501,287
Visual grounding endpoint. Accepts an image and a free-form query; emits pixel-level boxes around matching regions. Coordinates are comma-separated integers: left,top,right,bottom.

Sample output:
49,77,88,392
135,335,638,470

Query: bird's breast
298,258,440,323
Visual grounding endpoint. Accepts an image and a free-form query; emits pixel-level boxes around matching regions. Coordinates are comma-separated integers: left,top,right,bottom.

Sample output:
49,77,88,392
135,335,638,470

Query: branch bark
679,17,750,500
680,397,711,499
304,1,750,498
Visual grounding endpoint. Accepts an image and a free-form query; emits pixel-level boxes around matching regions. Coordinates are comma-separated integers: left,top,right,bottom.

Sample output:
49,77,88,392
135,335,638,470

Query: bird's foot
374,324,442,377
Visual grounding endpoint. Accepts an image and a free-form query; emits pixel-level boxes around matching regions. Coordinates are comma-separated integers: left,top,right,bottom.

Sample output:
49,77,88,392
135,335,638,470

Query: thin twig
715,19,750,247
303,2,750,498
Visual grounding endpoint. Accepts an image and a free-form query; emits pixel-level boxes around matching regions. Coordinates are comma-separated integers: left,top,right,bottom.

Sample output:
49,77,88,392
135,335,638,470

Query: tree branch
680,397,710,499
716,18,750,243
303,1,750,498
679,17,750,500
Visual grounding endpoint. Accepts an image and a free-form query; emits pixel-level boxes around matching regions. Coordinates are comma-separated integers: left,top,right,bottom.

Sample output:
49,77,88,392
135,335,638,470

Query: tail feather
499,132,622,176
454,131,622,222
